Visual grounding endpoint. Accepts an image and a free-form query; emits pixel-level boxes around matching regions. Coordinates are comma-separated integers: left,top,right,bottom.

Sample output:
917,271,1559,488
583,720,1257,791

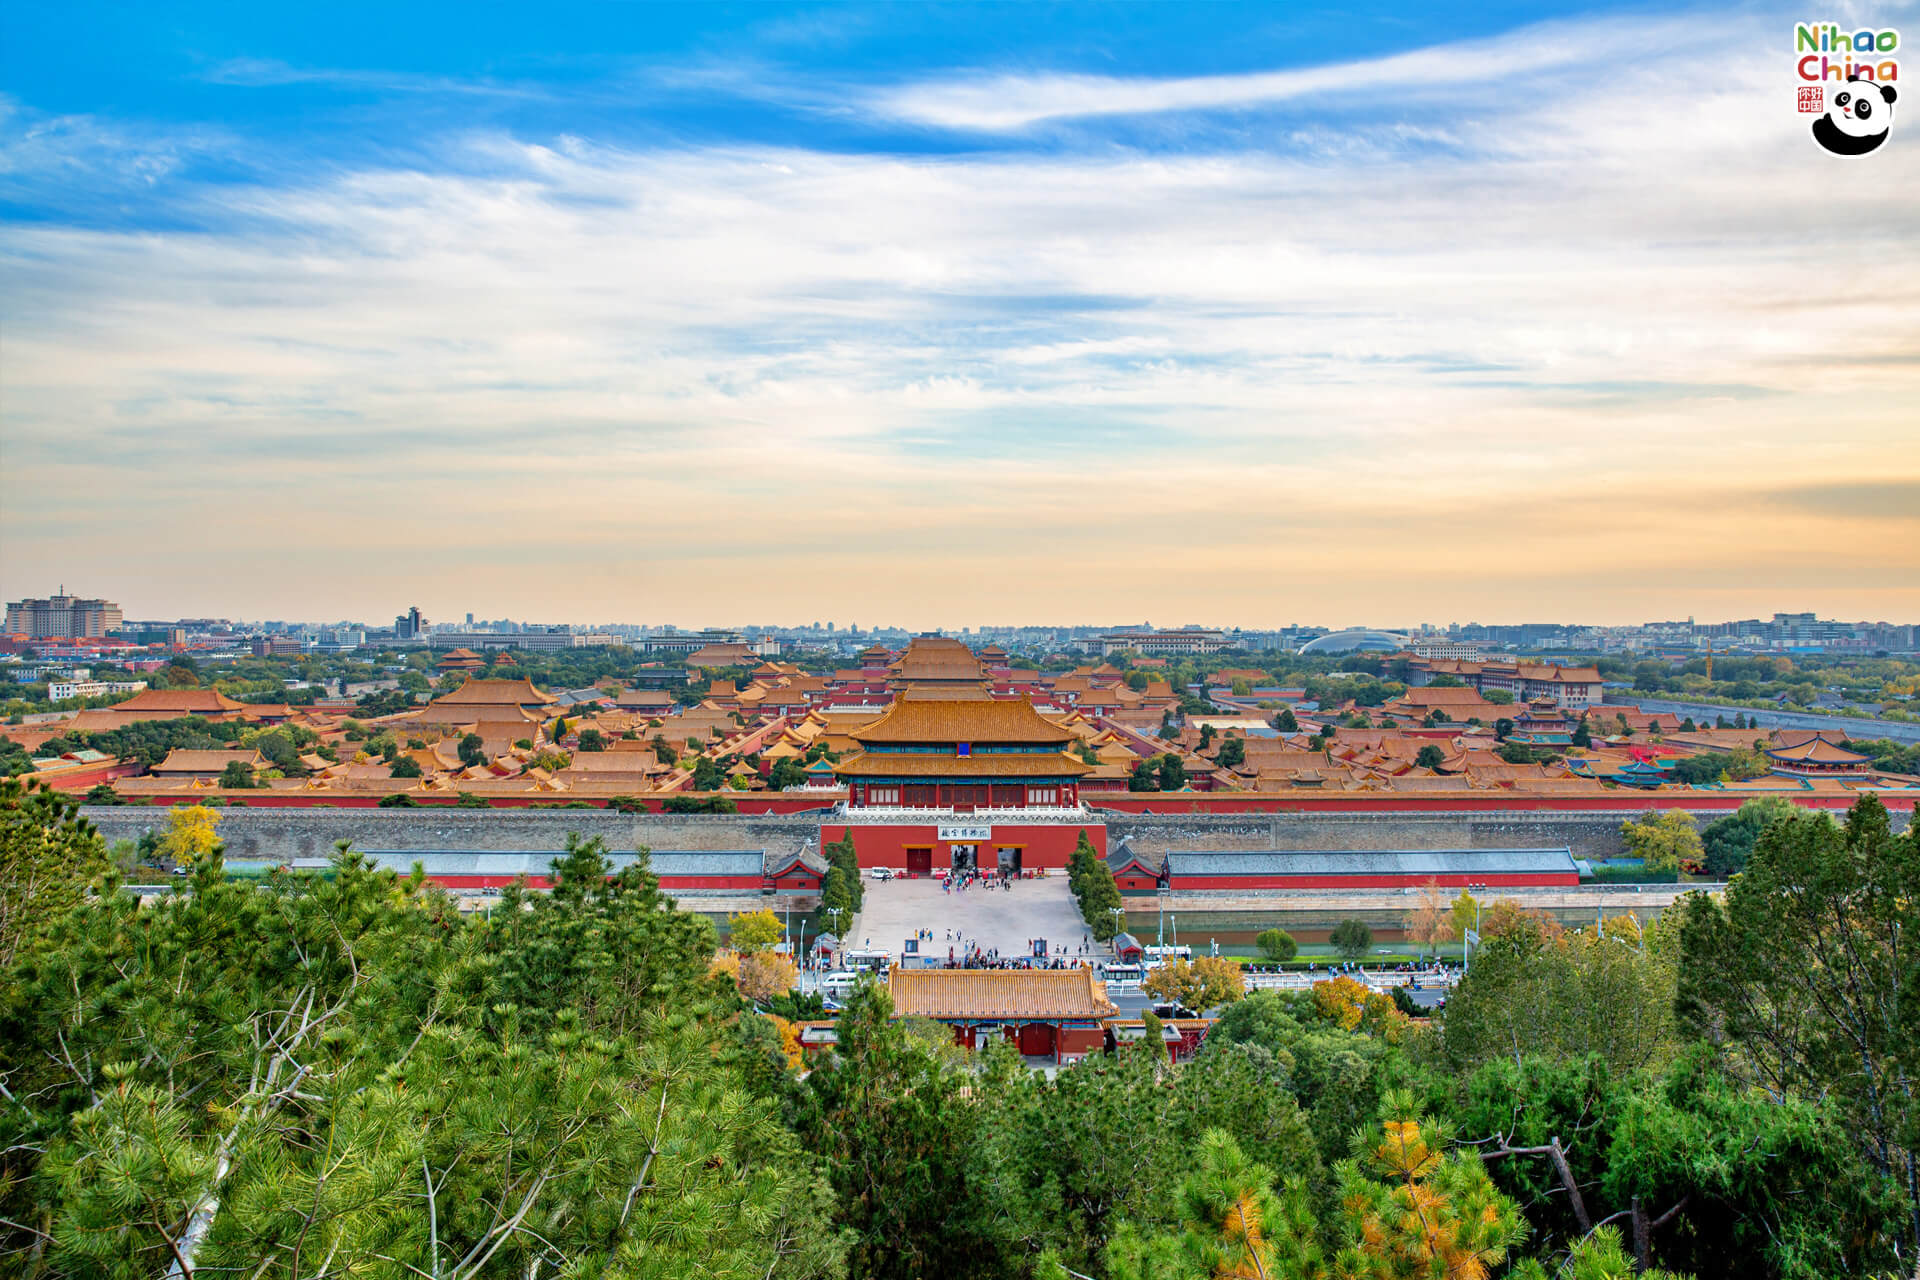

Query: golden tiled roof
887,638,989,690
887,966,1116,1019
853,693,1074,746
1767,732,1869,764
115,689,248,713
430,678,556,707
151,748,267,773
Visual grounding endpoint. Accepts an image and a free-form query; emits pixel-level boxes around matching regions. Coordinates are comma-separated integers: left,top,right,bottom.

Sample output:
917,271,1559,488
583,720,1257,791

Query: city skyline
7,585,1917,639
4,2,1918,623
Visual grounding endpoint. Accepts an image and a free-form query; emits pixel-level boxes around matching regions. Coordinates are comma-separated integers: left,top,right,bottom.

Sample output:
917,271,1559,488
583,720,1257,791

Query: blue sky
3,2,1917,627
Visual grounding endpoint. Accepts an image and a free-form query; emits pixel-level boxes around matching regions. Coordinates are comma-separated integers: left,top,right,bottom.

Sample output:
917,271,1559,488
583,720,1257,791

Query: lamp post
1107,906,1124,952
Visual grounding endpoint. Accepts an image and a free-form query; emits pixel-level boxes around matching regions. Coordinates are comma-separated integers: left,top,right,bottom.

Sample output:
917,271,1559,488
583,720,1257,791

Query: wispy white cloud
864,14,1682,130
0,95,226,191
202,57,548,100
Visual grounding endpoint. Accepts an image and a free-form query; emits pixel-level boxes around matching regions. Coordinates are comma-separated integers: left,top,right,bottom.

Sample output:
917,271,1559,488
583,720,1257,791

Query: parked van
819,971,862,998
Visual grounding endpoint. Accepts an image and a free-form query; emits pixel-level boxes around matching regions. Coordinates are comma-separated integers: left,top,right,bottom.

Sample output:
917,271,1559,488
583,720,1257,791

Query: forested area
2,777,1915,1279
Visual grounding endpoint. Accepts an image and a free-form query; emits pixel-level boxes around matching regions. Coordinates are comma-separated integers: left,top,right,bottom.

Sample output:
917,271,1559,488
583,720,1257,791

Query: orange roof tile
852,693,1072,746
1767,732,1870,764
887,966,1116,1019
430,678,555,708
151,748,268,773
111,688,248,714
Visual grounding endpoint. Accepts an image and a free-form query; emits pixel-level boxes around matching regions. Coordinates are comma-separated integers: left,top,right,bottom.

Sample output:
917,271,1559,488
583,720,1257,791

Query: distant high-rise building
5,590,123,639
394,606,427,640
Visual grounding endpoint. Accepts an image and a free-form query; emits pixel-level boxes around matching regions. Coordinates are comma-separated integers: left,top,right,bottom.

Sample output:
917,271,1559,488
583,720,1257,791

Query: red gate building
886,966,1117,1063
827,690,1104,871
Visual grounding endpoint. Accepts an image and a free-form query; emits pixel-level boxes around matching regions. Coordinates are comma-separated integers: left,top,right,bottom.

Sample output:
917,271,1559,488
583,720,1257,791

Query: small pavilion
1764,731,1872,777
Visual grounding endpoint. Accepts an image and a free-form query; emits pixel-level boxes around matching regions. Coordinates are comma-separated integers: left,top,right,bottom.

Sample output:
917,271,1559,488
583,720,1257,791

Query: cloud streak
865,15,1673,130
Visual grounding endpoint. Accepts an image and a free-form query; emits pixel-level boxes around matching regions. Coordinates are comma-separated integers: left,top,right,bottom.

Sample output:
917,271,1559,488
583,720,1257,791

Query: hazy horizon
5,2,1917,625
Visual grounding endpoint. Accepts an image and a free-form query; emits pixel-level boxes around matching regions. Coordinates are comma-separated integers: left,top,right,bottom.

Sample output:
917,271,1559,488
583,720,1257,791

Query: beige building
6,592,123,639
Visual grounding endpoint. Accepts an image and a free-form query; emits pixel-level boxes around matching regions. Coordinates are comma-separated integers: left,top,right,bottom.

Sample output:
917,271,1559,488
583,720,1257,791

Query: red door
1017,1022,1055,1056
906,847,932,876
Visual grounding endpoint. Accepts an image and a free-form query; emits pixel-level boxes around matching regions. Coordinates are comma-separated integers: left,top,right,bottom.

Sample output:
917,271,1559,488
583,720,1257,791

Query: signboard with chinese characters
937,824,991,841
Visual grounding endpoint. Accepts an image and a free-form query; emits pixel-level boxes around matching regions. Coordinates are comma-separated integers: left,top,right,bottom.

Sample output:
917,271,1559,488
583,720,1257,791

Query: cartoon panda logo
1813,77,1897,155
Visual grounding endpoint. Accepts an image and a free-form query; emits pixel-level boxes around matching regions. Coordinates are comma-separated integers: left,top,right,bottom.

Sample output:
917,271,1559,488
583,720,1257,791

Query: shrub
1256,928,1298,962
1329,918,1374,959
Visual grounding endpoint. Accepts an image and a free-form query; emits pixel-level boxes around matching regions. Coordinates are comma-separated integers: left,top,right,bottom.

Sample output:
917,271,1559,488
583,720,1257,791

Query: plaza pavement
845,874,1100,965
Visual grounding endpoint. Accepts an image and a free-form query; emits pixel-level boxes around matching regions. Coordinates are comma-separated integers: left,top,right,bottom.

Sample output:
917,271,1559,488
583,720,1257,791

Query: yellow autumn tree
737,950,799,1003
1620,809,1701,874
1481,899,1565,947
1311,975,1403,1037
727,908,784,954
1402,879,1457,959
156,804,221,867
766,1014,805,1071
1142,955,1245,1012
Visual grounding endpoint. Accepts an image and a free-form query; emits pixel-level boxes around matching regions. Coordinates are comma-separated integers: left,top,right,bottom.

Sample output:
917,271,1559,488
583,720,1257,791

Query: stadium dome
1297,629,1409,655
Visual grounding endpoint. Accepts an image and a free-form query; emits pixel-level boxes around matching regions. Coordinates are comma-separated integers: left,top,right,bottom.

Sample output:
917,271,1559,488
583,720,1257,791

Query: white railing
833,804,1093,823
1242,969,1460,993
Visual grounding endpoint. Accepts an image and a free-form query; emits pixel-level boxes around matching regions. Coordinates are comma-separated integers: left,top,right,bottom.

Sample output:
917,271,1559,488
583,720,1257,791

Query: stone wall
86,801,1908,868
84,806,823,863
1104,803,1908,861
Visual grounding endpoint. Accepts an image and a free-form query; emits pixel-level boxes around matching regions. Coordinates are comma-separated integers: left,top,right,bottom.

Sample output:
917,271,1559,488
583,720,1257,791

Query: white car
868,867,895,881
819,970,861,997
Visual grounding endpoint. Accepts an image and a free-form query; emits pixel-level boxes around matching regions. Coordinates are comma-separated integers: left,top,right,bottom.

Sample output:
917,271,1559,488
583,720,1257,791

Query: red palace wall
1086,793,1888,817
426,873,764,891
1170,870,1580,891
1057,1025,1105,1056
819,821,1106,871
104,791,1906,817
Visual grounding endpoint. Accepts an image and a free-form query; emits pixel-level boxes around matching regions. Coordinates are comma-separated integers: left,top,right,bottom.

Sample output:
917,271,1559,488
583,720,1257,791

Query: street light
1107,906,1124,950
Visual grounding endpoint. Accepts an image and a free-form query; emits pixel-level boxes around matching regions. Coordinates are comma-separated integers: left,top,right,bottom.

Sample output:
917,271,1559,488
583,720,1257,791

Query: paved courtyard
846,875,1098,964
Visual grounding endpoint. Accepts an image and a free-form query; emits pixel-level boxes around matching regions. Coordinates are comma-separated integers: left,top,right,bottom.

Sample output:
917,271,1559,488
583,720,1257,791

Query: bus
1142,945,1192,966
1101,963,1145,988
842,949,891,975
